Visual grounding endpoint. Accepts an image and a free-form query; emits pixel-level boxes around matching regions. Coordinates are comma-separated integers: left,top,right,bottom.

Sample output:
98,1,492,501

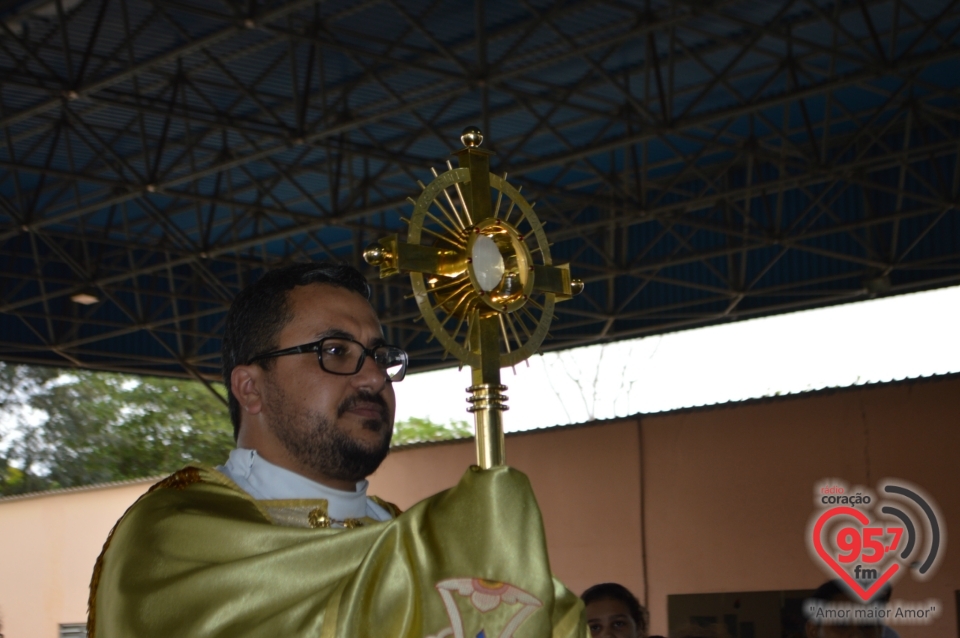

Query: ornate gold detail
477,578,505,589
466,383,508,412
369,495,404,518
149,466,202,492
362,243,390,266
363,127,582,469
308,507,365,529
460,125,483,147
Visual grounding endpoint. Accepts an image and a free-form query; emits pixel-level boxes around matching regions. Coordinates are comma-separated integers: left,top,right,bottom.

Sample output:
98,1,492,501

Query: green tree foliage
0,364,233,496
0,363,474,497
391,416,472,446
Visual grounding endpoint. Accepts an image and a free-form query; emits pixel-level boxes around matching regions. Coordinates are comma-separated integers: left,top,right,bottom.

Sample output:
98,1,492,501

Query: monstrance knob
461,126,484,148
363,244,388,266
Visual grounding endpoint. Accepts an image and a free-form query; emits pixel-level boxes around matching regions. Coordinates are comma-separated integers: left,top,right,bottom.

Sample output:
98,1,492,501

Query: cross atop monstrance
364,127,582,469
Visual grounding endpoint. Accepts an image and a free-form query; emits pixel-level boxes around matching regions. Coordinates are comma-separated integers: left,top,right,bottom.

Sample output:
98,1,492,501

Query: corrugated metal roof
1,0,959,377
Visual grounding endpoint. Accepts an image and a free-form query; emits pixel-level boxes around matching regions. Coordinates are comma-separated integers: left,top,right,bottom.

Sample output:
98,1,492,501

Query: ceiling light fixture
70,289,99,305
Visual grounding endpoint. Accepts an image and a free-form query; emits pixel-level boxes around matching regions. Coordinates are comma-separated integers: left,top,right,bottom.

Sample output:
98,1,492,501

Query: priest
88,261,585,638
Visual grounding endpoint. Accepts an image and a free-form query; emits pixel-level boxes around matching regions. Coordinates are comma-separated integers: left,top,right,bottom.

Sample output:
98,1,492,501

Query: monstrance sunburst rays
364,127,582,468
407,162,563,369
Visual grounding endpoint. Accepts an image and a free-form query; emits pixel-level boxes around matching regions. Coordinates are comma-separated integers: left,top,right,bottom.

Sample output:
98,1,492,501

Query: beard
263,385,393,484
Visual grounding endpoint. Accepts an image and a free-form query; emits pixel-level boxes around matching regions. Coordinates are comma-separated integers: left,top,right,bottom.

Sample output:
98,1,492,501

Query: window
668,590,815,638
954,590,959,638
59,624,87,638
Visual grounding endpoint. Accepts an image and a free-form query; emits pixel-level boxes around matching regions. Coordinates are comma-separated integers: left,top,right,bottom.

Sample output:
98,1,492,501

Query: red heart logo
812,506,900,602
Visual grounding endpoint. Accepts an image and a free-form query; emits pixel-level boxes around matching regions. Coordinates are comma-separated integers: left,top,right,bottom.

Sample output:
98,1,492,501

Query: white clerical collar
220,448,372,520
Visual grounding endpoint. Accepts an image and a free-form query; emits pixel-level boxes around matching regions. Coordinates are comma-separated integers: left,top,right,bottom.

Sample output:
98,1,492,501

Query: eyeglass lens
318,338,406,381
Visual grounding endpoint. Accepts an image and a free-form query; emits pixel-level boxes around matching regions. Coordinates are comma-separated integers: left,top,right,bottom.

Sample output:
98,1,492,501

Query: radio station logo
806,478,945,607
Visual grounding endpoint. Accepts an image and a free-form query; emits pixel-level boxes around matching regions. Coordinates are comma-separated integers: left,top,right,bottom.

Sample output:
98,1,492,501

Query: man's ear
231,364,263,415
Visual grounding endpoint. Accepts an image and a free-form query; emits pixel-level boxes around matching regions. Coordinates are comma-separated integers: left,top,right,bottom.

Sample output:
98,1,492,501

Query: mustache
336,391,389,421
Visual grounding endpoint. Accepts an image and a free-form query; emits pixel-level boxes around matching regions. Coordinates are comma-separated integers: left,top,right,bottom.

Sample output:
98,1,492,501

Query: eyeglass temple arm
249,343,314,364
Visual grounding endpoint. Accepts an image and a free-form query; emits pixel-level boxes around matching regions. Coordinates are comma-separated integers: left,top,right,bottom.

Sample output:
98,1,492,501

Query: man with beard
88,262,586,638
217,262,402,526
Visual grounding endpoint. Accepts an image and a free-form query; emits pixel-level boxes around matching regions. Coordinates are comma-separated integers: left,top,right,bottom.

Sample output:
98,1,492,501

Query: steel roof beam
0,0,322,129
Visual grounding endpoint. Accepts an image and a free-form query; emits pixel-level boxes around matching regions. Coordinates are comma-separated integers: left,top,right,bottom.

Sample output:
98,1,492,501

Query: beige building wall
1,374,958,637
639,376,960,637
0,479,157,638
369,375,960,638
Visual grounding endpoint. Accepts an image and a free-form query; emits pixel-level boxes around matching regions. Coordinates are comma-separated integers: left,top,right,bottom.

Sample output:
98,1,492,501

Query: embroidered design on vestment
150,466,202,492
427,577,543,638
308,506,365,528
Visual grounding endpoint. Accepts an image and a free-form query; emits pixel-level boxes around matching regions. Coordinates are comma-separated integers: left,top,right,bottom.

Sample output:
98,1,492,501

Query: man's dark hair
582,582,647,633
221,262,372,439
811,579,846,604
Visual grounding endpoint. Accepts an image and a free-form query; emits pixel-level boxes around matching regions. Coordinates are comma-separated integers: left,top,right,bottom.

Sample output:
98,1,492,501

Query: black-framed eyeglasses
248,337,408,382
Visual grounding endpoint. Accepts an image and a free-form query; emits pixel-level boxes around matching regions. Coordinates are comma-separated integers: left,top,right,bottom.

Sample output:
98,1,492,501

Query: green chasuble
88,464,586,638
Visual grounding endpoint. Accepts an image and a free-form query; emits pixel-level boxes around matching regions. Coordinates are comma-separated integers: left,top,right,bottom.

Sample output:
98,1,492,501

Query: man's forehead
287,283,383,335
289,282,375,312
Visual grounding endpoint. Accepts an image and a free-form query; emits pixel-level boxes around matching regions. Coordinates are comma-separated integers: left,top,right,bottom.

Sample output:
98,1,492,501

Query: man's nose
353,351,388,391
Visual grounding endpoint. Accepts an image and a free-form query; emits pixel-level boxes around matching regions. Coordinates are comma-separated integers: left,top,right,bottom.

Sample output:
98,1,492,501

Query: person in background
871,584,899,638
804,580,887,638
583,582,649,638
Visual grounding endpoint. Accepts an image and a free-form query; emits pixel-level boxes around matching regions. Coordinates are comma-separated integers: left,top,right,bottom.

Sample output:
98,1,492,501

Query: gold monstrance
364,127,582,469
